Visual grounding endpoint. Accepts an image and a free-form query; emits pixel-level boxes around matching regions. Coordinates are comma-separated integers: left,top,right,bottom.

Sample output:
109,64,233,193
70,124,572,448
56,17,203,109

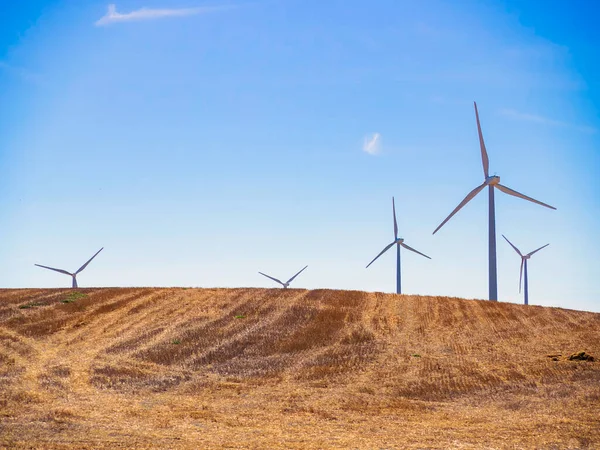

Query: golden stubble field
0,287,598,449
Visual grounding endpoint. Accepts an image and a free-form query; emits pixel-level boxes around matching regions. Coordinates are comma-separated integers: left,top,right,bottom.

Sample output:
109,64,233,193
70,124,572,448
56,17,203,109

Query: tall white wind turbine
433,102,556,301
502,235,549,305
35,248,104,288
367,197,431,294
259,266,308,289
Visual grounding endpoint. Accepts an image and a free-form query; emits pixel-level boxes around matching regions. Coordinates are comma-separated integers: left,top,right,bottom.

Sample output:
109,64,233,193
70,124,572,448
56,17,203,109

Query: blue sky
1,0,598,312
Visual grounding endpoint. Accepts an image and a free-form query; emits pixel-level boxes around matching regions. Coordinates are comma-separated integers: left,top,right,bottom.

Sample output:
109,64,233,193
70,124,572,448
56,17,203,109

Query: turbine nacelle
486,175,500,186
395,238,404,243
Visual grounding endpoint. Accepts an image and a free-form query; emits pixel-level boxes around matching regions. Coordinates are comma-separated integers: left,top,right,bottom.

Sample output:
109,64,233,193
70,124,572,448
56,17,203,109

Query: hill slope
1,288,599,449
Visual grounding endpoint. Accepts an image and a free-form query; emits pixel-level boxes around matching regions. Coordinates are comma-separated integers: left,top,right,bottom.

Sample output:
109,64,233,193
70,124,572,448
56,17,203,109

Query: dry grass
0,287,599,449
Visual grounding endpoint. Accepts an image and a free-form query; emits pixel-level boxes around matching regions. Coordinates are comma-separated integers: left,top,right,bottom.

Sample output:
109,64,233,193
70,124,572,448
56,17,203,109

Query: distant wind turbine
433,102,556,301
259,266,308,289
502,235,549,306
367,197,431,294
35,248,104,288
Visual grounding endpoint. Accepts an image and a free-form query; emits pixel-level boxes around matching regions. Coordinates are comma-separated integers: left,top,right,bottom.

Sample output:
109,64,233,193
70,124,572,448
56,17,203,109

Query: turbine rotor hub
485,175,500,186
486,175,500,186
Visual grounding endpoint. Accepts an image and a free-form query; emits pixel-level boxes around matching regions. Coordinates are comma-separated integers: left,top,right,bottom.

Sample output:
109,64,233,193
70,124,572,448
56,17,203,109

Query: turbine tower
35,248,104,288
433,102,556,301
502,235,549,306
259,265,308,289
366,197,431,294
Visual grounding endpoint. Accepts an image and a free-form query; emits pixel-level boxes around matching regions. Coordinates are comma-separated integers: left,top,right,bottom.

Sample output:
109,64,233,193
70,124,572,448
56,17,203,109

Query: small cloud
95,3,233,26
500,108,596,134
363,133,381,155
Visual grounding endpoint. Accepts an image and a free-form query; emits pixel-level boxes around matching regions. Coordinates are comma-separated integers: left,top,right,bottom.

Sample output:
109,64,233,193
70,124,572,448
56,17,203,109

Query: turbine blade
432,182,486,234
519,259,524,293
392,197,398,240
502,235,523,257
474,102,489,178
496,184,556,210
286,265,308,284
366,242,396,268
75,247,104,275
258,272,284,286
527,243,549,257
400,242,431,259
34,264,72,276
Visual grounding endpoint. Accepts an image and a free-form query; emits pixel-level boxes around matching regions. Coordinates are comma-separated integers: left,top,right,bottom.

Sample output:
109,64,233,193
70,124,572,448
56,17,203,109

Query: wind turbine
366,197,431,294
502,235,549,306
35,248,104,288
259,265,308,289
432,102,556,301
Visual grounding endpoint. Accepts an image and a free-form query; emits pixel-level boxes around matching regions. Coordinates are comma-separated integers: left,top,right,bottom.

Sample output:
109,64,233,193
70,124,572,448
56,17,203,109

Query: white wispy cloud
500,109,596,134
363,133,381,155
0,61,44,84
95,3,232,26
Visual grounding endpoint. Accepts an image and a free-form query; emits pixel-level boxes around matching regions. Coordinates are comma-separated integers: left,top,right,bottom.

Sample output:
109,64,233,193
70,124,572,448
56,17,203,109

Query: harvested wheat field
0,288,599,449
